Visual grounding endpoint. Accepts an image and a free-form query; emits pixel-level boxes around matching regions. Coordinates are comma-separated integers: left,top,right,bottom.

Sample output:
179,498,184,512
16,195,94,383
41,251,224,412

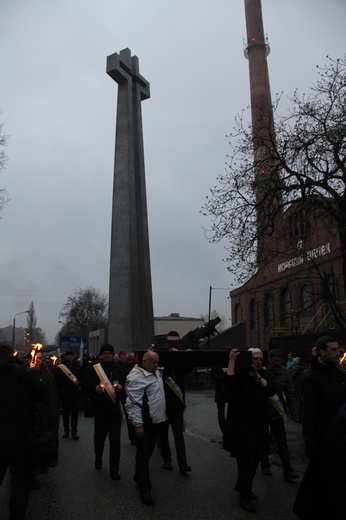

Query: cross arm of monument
107,47,150,101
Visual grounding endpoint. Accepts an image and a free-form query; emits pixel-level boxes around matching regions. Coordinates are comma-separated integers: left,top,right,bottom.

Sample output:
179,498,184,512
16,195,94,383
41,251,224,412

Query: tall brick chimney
244,0,283,266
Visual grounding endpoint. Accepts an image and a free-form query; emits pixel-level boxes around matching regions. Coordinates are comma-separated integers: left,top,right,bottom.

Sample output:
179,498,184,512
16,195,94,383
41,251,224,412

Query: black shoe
284,470,299,481
261,466,272,476
235,488,257,500
30,477,41,490
48,458,58,468
95,459,102,470
163,460,173,470
179,464,192,473
141,492,154,505
62,432,69,439
72,433,79,440
239,498,257,513
110,471,121,481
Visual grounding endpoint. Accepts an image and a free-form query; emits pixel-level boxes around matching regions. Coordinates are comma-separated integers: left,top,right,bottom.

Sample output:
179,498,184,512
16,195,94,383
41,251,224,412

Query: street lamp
12,310,30,348
58,320,66,358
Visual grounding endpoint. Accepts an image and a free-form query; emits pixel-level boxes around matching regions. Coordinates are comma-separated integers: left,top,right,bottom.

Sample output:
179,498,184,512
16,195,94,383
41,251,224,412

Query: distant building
87,314,205,355
154,313,205,338
0,326,27,349
88,329,106,357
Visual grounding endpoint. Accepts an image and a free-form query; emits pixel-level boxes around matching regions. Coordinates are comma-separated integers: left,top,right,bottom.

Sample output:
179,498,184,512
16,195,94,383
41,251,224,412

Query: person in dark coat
223,348,275,514
159,350,192,473
54,350,82,439
260,348,300,480
33,351,60,464
210,366,229,437
119,352,136,444
293,336,346,520
83,344,125,481
0,342,49,520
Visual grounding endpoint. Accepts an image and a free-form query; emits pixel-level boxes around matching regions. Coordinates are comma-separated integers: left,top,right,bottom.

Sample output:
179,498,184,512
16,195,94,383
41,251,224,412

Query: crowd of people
1,336,346,519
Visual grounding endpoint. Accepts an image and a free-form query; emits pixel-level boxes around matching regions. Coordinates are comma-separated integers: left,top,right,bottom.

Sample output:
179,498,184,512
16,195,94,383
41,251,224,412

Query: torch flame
29,343,43,368
50,355,58,365
339,351,346,367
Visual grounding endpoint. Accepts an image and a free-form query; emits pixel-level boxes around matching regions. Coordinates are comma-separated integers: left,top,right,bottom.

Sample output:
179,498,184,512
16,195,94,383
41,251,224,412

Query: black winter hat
99,344,115,356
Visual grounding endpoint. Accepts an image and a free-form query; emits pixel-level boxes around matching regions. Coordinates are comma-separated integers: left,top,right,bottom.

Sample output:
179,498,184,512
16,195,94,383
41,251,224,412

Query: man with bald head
125,349,166,505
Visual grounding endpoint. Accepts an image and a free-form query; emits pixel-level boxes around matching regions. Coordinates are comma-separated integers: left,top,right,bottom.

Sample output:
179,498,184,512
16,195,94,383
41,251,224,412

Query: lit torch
339,350,346,369
29,343,43,368
50,355,58,366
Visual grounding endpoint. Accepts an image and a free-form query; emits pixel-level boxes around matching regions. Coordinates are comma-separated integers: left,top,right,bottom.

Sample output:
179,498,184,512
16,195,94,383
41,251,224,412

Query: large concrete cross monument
107,48,154,351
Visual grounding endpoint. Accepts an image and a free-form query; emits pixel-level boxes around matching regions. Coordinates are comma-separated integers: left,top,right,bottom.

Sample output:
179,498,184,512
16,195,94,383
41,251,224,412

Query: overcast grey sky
1,0,345,343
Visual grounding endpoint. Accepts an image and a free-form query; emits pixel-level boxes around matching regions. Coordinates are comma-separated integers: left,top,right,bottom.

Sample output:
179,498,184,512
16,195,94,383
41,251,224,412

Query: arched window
299,284,314,331
322,270,339,328
250,298,258,331
234,303,242,324
264,293,274,330
300,284,313,311
250,298,259,347
280,288,292,328
325,271,338,301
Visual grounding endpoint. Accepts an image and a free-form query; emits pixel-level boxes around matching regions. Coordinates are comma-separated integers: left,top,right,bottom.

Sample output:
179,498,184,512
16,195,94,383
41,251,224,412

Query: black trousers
294,442,346,520
216,401,227,434
260,418,292,474
235,451,259,499
159,415,188,468
94,413,121,473
135,422,161,494
126,418,136,443
0,445,34,520
61,398,79,434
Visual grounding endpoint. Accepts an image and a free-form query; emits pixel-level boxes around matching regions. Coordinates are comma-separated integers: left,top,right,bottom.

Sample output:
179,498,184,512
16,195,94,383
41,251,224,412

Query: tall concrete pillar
107,48,154,351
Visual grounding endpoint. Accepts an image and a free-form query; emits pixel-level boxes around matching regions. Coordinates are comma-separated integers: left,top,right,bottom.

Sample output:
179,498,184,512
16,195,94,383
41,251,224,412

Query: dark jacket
54,361,82,400
210,367,229,404
163,367,189,420
302,355,346,452
0,352,49,448
83,361,125,416
35,362,60,435
293,356,346,520
223,368,275,458
266,364,299,422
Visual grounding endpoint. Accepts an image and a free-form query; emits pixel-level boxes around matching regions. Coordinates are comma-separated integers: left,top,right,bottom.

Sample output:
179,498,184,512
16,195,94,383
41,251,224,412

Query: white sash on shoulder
165,376,184,405
93,363,116,404
58,364,78,383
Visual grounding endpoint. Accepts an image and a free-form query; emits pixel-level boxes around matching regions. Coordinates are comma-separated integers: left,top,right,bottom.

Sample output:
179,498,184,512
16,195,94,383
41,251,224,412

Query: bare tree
0,114,10,219
59,287,108,336
26,300,47,345
202,55,346,292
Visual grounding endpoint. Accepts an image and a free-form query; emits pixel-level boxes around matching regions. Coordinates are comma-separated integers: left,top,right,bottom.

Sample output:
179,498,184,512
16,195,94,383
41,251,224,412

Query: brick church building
230,200,345,349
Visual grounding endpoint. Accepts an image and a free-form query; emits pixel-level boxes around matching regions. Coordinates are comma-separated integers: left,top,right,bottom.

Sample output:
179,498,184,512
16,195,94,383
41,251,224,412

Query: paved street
0,388,306,520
